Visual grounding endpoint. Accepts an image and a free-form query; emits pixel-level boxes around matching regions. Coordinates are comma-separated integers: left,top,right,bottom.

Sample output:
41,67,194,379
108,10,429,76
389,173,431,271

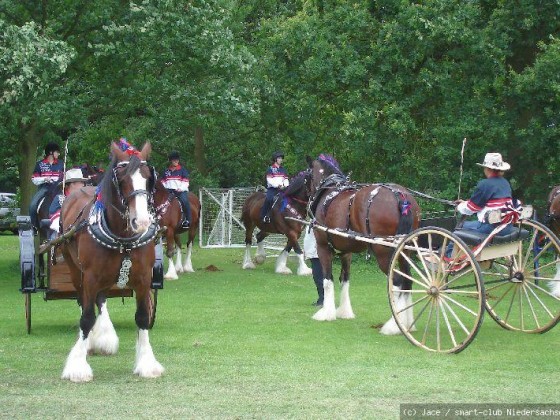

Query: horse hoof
164,275,178,280
242,262,256,270
297,267,313,276
275,268,293,275
312,308,336,321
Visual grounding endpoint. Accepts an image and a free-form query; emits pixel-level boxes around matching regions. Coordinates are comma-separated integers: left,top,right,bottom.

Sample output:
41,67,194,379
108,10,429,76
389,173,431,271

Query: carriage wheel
482,219,560,333
387,227,485,353
148,289,158,329
25,293,32,334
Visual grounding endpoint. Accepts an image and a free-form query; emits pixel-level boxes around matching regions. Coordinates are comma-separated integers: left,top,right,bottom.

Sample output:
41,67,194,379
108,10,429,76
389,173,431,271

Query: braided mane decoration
318,153,344,175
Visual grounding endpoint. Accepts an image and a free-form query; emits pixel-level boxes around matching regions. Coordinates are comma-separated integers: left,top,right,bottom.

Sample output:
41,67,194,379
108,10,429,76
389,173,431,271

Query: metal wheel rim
483,219,560,333
387,227,485,353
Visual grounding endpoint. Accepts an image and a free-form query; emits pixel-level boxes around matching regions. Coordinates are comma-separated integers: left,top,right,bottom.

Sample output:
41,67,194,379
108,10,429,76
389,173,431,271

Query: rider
29,142,64,230
161,151,191,228
454,152,515,236
48,168,88,240
260,151,289,223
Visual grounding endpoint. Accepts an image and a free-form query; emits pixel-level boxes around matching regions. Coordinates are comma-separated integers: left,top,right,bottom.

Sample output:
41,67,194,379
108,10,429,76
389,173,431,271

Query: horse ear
305,155,313,167
140,142,152,160
111,142,126,160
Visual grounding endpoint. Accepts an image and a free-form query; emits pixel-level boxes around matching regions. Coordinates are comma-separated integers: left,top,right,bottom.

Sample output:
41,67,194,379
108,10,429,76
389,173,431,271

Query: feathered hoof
312,307,336,321
254,255,266,265
275,267,293,275
297,267,313,276
242,262,256,270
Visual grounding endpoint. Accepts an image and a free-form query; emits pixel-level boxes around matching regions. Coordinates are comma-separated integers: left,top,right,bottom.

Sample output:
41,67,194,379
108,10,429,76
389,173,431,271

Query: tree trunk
19,122,41,215
194,126,207,176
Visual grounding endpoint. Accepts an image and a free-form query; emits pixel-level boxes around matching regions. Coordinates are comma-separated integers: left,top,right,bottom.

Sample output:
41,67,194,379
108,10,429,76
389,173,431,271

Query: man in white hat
454,152,515,235
48,168,88,240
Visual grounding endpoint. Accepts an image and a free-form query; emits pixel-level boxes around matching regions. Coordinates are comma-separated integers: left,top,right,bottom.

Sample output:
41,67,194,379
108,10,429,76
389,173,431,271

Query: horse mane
283,171,308,197
317,153,344,176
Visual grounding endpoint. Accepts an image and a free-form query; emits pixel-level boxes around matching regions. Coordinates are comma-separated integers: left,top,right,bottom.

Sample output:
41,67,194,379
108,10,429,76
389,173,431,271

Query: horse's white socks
62,330,93,382
133,329,164,378
313,279,336,321
275,250,292,275
336,281,355,319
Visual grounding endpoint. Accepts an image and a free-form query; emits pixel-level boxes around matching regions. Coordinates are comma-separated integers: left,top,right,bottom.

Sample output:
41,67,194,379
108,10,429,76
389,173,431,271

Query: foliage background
1,0,559,209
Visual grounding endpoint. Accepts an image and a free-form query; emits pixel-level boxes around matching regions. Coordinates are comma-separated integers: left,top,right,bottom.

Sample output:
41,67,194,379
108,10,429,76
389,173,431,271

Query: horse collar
87,207,158,252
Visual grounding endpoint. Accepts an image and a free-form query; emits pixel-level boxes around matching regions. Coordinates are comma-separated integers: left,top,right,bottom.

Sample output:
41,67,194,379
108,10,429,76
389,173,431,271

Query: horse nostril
131,218,138,230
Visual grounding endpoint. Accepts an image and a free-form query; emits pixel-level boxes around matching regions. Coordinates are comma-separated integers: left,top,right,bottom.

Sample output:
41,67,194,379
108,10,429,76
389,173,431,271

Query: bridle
112,160,156,209
546,186,560,221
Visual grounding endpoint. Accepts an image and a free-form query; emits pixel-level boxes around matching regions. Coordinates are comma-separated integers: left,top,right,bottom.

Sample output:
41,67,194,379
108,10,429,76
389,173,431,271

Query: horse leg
550,260,560,298
182,235,194,273
292,240,312,276
87,293,119,355
275,243,293,275
312,246,336,321
62,281,96,382
242,223,256,269
336,253,355,319
254,231,267,265
174,234,184,274
164,231,178,280
133,284,164,378
379,248,413,335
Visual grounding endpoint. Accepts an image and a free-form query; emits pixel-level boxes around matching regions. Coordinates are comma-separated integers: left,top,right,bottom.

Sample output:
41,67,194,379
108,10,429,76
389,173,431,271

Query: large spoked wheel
388,227,485,353
482,219,560,333
148,289,158,329
25,293,32,334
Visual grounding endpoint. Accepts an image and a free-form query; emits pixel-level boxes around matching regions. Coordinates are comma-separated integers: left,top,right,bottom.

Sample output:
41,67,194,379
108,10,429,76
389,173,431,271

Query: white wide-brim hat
476,152,510,171
64,168,88,183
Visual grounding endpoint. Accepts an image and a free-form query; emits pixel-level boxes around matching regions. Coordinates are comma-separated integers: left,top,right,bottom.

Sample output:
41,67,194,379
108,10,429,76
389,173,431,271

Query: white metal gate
199,187,293,250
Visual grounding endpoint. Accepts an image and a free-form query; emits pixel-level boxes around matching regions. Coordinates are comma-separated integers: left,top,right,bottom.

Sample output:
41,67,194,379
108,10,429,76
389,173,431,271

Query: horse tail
396,191,414,235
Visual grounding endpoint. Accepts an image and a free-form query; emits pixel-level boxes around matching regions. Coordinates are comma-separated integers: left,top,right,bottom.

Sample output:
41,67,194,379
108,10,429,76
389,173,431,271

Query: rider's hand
453,199,463,206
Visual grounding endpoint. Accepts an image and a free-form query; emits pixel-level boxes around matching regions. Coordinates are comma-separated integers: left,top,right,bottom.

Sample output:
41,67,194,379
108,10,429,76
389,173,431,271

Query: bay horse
153,179,201,279
306,154,421,334
60,141,163,382
241,171,312,275
546,185,560,297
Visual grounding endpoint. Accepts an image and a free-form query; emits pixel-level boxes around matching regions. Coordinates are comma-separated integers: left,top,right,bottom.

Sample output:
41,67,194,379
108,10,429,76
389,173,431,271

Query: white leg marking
254,242,266,265
242,244,256,269
183,242,194,272
275,250,292,275
62,330,93,382
336,281,355,319
549,261,560,298
133,329,164,378
380,286,405,335
88,302,119,355
296,253,313,276
174,248,183,274
313,279,336,321
164,257,179,280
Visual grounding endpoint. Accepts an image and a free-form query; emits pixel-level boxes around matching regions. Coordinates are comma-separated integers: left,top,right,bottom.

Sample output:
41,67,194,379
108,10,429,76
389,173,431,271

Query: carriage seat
40,218,52,229
453,228,530,247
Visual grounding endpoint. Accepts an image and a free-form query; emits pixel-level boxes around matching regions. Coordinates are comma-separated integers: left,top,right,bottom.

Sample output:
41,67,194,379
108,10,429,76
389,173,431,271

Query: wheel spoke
441,298,472,336
439,301,458,348
440,294,479,317
406,296,432,332
399,250,432,286
524,283,555,319
394,268,430,289
525,280,560,302
394,294,430,316
521,284,541,329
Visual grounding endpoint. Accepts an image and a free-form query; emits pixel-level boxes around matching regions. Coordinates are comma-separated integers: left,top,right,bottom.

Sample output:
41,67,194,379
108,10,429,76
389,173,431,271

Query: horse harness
310,176,410,258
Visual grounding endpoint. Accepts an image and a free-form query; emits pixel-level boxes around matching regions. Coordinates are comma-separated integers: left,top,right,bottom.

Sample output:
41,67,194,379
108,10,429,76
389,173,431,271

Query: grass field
1,232,559,419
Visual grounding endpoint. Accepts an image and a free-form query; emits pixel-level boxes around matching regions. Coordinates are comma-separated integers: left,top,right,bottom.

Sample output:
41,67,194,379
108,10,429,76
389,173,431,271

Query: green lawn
0,232,558,419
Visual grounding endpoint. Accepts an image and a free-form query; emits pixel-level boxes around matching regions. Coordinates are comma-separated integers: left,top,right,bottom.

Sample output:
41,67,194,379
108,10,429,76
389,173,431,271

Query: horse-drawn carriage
16,215,164,334
294,155,560,354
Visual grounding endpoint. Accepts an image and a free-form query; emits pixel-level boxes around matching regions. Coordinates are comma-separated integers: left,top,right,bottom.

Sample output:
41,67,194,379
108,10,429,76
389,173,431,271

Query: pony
306,154,421,333
241,171,312,275
59,140,163,382
153,179,201,279
546,185,560,297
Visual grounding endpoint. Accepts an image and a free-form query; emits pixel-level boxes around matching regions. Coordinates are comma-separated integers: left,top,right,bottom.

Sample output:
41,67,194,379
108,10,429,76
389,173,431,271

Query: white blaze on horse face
130,169,151,232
